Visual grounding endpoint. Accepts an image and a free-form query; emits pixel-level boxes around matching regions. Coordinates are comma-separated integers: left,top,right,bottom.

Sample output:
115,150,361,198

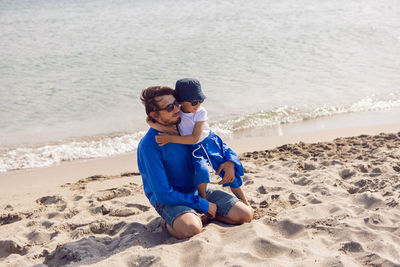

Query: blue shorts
154,188,239,227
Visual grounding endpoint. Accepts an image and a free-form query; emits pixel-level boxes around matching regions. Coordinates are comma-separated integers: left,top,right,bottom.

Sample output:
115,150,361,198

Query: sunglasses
158,100,179,112
191,100,204,106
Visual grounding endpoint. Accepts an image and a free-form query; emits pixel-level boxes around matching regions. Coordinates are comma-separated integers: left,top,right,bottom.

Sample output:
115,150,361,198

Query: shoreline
0,108,400,177
1,107,399,174
2,121,400,205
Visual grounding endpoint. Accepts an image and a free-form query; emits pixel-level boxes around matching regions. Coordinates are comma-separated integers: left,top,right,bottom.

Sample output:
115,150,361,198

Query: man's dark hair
140,86,176,123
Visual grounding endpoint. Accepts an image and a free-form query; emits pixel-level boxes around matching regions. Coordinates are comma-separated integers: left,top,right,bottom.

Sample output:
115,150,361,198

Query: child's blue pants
191,131,243,188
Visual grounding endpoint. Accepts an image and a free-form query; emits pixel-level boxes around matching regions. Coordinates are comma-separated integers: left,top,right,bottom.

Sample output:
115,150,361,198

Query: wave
1,95,399,173
0,132,146,173
211,95,400,136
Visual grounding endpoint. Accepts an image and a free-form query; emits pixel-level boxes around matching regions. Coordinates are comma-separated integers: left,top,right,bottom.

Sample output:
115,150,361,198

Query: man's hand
155,133,172,146
207,201,217,218
216,161,235,185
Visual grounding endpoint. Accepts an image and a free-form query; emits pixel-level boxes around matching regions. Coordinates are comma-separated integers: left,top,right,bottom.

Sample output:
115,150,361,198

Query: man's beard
159,116,181,126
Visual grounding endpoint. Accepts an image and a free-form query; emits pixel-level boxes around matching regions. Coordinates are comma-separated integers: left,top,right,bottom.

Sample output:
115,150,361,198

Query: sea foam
0,132,145,173
211,96,400,136
1,96,399,173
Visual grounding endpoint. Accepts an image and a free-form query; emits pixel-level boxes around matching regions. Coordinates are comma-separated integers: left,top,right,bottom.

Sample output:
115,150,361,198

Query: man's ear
149,111,158,122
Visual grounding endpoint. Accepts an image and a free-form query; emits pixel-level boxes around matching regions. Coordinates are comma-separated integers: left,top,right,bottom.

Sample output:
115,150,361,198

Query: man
137,86,253,239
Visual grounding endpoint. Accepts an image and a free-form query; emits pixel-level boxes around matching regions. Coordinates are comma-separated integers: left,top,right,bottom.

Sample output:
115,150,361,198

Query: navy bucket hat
175,78,206,102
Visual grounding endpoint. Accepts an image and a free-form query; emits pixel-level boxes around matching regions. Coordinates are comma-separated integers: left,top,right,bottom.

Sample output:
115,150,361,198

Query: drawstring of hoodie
192,144,213,172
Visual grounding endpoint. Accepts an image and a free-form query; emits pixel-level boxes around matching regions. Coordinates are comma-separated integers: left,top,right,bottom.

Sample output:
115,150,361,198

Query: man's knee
180,221,202,238
240,205,254,223
172,213,202,239
229,202,254,224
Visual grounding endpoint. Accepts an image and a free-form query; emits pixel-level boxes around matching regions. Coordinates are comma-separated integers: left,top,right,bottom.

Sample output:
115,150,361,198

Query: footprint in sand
339,169,356,180
264,219,305,239
251,237,302,259
95,188,132,202
42,220,55,229
257,186,267,194
392,164,400,173
308,197,323,204
244,178,255,185
108,208,141,217
0,240,28,257
306,218,338,234
3,205,14,211
358,251,400,266
73,195,83,201
322,257,345,267
354,193,384,209
252,200,277,220
356,164,370,173
363,214,385,225
340,241,364,253
36,196,68,215
126,255,162,267
46,208,79,220
302,162,317,171
288,192,302,205
386,199,399,208
0,212,22,226
292,176,311,186
62,172,140,191
91,202,149,217
125,203,150,212
243,166,259,174
91,204,111,215
47,212,61,219
69,220,127,239
44,237,107,266
36,195,66,206
27,229,56,245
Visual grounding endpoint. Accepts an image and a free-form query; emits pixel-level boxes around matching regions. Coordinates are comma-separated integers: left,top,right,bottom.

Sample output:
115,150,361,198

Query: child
155,78,249,206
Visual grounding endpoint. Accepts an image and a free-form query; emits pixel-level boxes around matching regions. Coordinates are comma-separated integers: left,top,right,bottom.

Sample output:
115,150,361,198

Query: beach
1,0,400,265
2,0,400,174
1,123,400,266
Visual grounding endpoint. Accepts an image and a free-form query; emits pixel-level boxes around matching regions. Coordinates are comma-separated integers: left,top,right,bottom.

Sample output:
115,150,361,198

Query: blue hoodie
137,128,210,214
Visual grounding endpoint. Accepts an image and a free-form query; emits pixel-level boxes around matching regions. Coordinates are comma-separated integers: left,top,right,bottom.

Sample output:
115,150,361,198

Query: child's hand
207,202,217,218
155,133,172,146
217,161,235,185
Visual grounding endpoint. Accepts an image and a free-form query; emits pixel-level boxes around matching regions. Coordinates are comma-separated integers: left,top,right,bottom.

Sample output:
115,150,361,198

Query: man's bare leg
165,212,203,239
197,183,208,199
216,201,253,225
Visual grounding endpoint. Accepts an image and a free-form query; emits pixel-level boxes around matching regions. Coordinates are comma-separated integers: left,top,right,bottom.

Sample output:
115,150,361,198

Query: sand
1,125,400,266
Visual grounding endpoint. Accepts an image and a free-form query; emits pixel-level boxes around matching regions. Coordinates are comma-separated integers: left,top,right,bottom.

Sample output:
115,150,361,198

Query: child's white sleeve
194,107,208,122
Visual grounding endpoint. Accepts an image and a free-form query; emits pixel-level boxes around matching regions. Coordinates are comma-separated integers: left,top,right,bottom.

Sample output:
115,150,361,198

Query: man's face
151,94,181,126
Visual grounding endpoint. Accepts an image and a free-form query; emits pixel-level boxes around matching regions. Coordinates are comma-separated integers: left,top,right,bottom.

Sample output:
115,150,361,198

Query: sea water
1,0,400,172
